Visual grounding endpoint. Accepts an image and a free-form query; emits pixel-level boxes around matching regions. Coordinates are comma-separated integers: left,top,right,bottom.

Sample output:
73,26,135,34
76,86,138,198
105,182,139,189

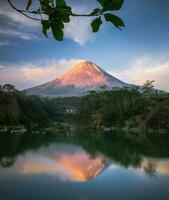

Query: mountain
26,61,131,97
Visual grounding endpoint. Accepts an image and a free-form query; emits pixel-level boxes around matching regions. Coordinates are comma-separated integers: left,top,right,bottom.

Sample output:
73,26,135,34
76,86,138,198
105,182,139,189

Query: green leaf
97,0,124,11
40,1,53,15
41,20,50,37
91,17,102,32
90,8,101,15
51,23,64,41
49,15,64,28
106,0,124,10
60,14,70,23
55,0,66,7
104,13,124,29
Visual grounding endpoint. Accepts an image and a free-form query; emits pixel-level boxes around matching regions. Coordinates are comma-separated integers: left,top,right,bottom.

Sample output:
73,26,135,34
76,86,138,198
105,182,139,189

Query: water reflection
141,158,169,176
19,144,106,182
0,132,169,200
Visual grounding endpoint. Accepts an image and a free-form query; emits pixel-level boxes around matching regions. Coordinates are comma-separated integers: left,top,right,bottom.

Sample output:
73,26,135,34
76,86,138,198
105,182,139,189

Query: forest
0,84,169,132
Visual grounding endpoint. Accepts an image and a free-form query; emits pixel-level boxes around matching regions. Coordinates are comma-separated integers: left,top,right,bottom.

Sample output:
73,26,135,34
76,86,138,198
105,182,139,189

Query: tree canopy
8,0,125,41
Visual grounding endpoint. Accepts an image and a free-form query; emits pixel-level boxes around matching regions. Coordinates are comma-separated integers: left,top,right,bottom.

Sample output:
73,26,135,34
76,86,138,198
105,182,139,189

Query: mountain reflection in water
0,131,169,200
20,144,106,182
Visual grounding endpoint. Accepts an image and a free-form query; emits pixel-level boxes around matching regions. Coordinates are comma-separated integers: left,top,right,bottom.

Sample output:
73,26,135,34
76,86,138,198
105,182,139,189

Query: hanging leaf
51,23,64,41
41,20,50,37
90,8,102,15
91,17,102,32
97,0,124,11
104,13,124,29
56,0,66,7
26,0,33,10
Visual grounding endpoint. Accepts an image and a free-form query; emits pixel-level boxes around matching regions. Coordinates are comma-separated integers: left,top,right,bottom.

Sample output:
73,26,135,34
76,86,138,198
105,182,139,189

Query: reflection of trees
0,130,169,170
144,161,156,177
0,157,15,168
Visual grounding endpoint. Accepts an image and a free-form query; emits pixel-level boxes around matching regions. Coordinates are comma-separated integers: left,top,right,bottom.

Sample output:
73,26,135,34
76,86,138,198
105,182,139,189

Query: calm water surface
0,130,169,200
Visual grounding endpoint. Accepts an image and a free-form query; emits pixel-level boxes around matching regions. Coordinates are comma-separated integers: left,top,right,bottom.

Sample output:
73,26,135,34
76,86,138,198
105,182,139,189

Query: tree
143,80,155,93
2,84,18,93
8,0,125,41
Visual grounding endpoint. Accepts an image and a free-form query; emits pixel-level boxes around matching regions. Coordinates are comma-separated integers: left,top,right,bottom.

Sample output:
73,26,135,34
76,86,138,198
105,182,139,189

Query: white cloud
0,28,40,40
108,55,169,91
64,0,96,45
0,58,83,90
65,17,93,45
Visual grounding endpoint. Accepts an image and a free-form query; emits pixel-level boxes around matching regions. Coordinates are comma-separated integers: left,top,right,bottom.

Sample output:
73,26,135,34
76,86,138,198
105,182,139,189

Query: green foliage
0,84,81,125
97,0,124,11
91,0,124,33
143,80,155,93
104,13,124,29
50,21,64,40
41,20,50,37
1,83,168,131
77,88,169,131
9,0,125,41
91,17,102,32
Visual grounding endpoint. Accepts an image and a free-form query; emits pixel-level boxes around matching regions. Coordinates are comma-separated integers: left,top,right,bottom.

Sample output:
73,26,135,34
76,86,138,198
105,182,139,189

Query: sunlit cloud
109,55,169,91
0,58,83,89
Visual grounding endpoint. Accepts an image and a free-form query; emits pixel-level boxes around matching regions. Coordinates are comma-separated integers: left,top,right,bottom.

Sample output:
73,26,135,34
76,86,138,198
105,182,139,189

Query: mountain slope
26,61,131,97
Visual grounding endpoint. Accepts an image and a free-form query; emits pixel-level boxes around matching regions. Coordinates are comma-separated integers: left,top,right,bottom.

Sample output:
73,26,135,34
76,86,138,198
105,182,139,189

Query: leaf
55,0,66,7
90,8,101,15
26,0,33,10
59,14,70,23
91,17,102,32
51,23,64,41
106,0,124,10
104,13,124,29
97,0,124,11
41,20,50,37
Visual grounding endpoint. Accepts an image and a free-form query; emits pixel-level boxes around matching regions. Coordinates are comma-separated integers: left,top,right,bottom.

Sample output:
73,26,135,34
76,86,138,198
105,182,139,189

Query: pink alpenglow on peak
26,60,131,97
58,61,109,87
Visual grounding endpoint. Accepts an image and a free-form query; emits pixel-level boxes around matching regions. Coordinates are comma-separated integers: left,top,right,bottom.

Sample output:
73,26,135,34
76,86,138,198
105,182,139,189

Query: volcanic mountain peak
57,60,109,87
26,60,131,97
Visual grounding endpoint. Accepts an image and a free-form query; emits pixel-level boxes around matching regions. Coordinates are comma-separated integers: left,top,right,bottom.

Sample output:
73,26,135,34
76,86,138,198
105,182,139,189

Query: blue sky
0,0,169,91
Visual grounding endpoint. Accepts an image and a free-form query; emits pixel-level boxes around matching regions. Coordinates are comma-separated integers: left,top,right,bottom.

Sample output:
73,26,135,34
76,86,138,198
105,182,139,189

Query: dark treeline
0,84,80,125
77,89,169,130
0,84,169,131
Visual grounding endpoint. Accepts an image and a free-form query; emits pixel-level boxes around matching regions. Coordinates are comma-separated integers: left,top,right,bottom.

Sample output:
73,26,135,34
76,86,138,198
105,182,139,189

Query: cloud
0,1,40,41
0,0,97,44
0,58,83,90
0,41,10,46
0,8,39,28
0,28,40,40
64,0,97,45
64,17,93,45
109,55,169,91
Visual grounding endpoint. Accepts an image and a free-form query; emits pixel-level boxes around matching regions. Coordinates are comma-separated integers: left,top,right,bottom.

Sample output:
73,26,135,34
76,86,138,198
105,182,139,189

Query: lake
0,128,169,200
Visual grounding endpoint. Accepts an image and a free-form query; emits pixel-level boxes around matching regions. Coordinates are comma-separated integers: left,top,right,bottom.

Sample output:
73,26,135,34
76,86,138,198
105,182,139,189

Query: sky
0,0,169,91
